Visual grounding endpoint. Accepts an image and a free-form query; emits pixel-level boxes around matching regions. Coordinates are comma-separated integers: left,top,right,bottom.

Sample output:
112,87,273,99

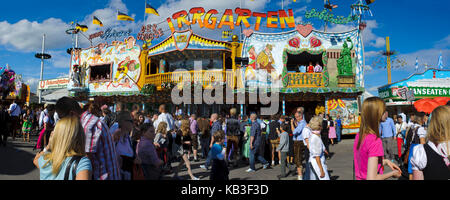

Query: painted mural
68,36,142,96
241,26,362,89
326,98,360,135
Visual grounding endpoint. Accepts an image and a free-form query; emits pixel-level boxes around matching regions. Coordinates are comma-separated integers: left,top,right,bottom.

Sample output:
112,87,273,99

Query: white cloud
0,0,141,52
48,50,71,68
24,77,40,93
0,18,71,52
326,20,385,48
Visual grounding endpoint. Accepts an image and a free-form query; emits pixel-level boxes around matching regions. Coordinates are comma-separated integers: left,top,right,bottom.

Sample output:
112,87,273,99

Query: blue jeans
205,149,213,168
336,126,342,142
249,147,268,170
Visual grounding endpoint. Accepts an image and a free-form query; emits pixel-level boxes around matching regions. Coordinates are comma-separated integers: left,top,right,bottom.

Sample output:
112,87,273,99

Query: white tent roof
362,91,375,100
41,88,68,103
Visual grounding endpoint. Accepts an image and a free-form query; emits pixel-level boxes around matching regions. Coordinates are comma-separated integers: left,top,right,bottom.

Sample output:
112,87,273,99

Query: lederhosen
422,143,450,180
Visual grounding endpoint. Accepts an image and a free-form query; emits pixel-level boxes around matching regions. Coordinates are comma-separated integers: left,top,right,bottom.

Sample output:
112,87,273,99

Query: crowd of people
1,96,449,180
354,97,450,180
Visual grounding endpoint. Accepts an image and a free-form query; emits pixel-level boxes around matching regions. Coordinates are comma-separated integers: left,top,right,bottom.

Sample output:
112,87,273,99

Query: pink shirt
353,133,384,180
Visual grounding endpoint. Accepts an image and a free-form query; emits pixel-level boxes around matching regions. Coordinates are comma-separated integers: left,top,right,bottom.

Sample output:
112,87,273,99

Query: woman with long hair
33,116,91,180
411,106,450,180
197,117,211,159
353,97,402,180
174,120,199,180
154,122,169,166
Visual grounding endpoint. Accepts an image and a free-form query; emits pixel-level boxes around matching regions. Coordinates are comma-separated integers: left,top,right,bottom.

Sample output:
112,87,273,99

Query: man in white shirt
154,104,175,132
8,100,21,140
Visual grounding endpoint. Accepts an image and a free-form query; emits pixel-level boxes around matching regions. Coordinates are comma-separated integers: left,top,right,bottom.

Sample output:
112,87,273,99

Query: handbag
64,156,83,180
133,164,146,180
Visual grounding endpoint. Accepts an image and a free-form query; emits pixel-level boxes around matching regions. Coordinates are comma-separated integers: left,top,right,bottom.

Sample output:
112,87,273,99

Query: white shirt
8,103,21,117
39,109,48,128
417,127,427,138
154,112,175,132
302,127,312,146
395,122,407,137
411,141,450,171
309,133,330,180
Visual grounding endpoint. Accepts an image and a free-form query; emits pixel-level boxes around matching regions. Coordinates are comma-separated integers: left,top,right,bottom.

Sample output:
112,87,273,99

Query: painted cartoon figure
71,65,81,87
256,44,280,81
245,46,257,80
116,56,132,81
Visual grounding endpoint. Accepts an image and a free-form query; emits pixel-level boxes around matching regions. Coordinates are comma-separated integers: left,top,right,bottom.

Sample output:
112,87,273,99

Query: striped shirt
81,111,120,180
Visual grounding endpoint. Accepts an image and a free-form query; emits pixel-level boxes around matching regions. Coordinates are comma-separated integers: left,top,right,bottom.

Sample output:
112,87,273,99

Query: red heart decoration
296,24,313,38
310,37,322,48
243,29,254,37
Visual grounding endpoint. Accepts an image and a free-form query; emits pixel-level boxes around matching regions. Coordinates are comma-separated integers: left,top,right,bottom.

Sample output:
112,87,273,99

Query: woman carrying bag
33,116,92,180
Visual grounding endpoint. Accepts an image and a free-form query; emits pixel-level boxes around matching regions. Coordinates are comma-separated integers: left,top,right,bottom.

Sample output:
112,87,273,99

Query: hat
265,44,273,50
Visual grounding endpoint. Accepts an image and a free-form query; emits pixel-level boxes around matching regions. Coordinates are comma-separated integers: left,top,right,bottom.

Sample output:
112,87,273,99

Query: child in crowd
276,123,291,179
308,116,330,180
210,130,229,180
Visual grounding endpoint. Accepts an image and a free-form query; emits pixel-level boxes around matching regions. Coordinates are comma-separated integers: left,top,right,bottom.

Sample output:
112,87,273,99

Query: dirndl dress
22,120,33,134
328,126,337,139
242,126,251,158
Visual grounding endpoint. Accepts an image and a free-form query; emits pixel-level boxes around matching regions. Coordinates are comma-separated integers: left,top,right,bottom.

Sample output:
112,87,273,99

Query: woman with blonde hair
33,116,92,180
411,106,450,180
154,122,169,165
353,97,402,180
174,120,199,180
308,116,330,180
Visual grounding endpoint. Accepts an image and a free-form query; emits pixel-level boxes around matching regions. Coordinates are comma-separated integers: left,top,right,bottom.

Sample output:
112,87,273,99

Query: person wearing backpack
403,114,426,179
268,115,281,166
225,108,242,168
411,106,450,180
33,116,92,180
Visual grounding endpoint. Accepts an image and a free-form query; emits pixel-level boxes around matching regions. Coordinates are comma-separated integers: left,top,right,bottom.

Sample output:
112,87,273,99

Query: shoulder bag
64,156,83,180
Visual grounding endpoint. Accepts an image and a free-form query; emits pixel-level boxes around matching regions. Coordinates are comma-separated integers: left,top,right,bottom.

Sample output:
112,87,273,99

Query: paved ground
1,134,368,180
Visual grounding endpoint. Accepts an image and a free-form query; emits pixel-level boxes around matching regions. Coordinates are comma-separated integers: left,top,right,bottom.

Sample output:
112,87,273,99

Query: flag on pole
117,11,135,21
415,57,419,72
145,3,159,16
76,23,88,32
93,16,104,27
437,51,444,69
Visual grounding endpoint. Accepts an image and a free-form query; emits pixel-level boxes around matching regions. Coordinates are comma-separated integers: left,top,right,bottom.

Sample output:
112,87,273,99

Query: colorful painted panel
148,32,231,56
326,98,360,135
68,36,142,96
241,28,362,89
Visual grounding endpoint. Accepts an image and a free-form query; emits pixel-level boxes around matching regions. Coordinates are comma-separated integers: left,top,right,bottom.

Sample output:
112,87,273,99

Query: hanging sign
38,78,70,90
166,7,296,32
89,31,104,40
305,9,360,24
99,28,132,40
137,24,164,41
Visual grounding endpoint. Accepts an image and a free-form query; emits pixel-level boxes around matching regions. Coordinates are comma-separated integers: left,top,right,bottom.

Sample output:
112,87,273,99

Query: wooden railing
144,71,325,89
145,70,236,89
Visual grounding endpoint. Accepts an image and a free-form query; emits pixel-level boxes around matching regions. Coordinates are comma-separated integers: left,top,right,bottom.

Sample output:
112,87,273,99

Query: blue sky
0,0,448,94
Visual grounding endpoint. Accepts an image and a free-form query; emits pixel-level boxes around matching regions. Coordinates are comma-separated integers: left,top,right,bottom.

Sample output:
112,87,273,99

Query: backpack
402,126,420,164
226,118,241,136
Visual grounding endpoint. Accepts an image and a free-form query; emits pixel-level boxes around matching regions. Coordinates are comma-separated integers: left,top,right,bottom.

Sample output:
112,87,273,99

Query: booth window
286,52,324,72
90,63,112,82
